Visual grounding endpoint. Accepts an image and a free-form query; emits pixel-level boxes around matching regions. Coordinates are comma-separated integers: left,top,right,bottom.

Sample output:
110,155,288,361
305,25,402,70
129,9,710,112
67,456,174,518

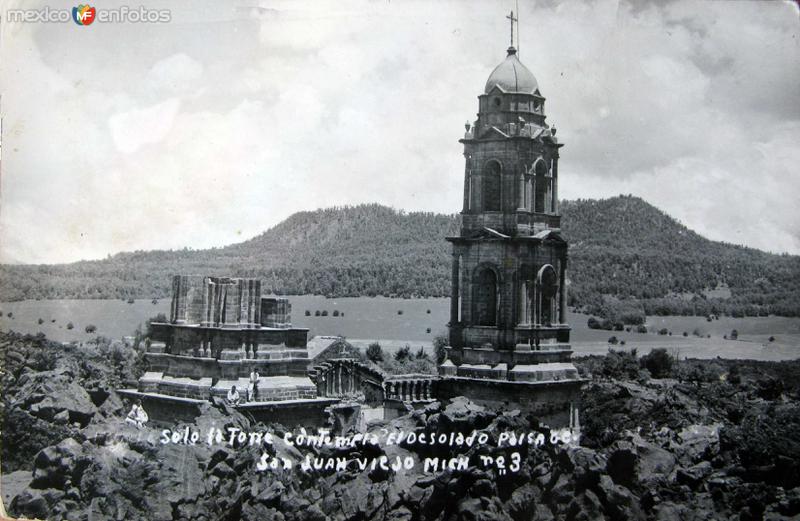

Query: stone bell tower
439,15,582,426
446,41,570,353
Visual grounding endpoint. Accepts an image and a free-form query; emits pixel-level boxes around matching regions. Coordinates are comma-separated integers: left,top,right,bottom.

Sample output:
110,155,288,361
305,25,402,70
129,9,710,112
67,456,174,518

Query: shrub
769,336,776,342
608,336,619,345
366,342,383,363
314,310,321,317
85,324,97,334
305,310,311,316
640,348,674,378
66,322,74,330
415,347,429,360
636,325,647,334
658,328,669,336
426,309,431,314
728,364,741,385
397,310,403,315
321,310,329,317
601,349,640,380
38,318,44,325
145,313,167,337
677,360,724,385
394,345,411,362
379,355,438,376
589,317,616,330
332,310,339,317
618,312,645,326
682,331,688,337
426,327,431,333
692,328,702,337
613,322,624,331
433,333,448,364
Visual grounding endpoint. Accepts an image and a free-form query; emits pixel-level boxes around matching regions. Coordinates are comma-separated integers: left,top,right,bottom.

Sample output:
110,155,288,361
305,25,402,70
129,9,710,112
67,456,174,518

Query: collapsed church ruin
121,275,340,425
122,20,583,429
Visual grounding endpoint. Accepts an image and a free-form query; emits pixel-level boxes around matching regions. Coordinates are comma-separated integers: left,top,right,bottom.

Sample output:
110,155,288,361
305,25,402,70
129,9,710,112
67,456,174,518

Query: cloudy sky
0,0,798,264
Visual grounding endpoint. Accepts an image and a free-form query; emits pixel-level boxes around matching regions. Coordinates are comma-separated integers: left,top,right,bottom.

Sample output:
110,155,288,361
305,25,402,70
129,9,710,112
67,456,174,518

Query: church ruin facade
122,275,339,426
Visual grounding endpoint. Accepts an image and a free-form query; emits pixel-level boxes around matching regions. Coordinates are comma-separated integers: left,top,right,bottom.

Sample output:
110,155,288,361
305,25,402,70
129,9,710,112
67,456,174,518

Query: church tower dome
484,46,539,95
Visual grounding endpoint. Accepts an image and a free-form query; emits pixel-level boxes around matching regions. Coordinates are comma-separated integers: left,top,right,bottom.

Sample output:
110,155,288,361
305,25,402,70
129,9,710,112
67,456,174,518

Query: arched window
537,265,558,326
474,268,497,326
483,161,501,211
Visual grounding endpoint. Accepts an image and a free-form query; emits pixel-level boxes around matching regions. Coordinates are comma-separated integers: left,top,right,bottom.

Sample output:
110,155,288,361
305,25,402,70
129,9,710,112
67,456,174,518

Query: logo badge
72,4,96,25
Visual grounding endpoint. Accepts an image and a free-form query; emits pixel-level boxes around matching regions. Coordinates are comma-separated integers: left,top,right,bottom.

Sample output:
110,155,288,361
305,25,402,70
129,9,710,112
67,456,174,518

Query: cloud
109,98,181,154
0,0,798,264
146,53,204,94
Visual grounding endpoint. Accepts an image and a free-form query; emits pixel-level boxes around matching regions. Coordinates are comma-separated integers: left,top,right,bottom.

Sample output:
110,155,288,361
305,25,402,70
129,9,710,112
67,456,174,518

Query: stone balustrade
384,377,437,402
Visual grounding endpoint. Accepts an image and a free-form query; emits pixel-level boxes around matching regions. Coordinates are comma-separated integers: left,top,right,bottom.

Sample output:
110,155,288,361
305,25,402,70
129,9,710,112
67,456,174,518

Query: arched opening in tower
537,265,558,326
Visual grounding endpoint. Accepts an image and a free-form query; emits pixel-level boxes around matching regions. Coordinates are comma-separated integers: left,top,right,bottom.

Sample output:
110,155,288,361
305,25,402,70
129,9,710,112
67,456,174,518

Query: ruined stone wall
260,297,291,328
149,324,309,354
446,346,573,367
437,378,582,427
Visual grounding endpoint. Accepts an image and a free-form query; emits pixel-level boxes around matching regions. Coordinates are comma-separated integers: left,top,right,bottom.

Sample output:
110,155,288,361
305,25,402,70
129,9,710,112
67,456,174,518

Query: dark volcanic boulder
606,432,676,488
1,407,79,472
673,423,721,464
596,474,643,521
606,441,638,488
561,447,607,490
9,488,52,520
432,396,495,432
14,367,97,426
676,461,713,490
31,437,87,490
0,470,32,507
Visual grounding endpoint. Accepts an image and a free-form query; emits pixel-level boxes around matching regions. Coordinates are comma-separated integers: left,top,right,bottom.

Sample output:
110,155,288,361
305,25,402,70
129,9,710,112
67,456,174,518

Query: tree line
1,198,798,318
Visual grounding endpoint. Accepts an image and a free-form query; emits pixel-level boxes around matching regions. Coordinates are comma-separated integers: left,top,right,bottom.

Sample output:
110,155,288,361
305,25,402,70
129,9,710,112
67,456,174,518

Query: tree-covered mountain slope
1,197,798,317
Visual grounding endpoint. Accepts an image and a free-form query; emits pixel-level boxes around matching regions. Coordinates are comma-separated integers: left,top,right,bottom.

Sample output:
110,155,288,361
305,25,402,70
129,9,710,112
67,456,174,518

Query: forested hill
560,197,800,317
1,197,798,317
